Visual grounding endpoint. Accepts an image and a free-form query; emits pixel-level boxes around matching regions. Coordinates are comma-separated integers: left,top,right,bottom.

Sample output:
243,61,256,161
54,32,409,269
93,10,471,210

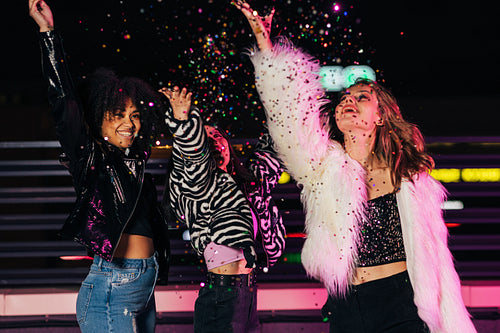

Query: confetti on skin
68,0,378,141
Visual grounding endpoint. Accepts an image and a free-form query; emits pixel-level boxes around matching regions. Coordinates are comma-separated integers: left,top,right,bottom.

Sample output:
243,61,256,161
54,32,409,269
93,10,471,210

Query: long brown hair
329,79,434,188
208,126,258,191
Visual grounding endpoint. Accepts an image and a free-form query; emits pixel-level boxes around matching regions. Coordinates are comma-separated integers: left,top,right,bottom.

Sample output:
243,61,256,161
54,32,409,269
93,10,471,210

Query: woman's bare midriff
208,258,253,275
351,261,407,285
114,233,154,259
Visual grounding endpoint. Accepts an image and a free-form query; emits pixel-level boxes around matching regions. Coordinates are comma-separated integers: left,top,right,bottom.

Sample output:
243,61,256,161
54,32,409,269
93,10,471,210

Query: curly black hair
79,67,165,153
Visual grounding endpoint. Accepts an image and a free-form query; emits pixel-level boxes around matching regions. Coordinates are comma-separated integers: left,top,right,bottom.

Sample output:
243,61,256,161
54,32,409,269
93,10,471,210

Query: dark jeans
194,272,260,333
321,271,430,333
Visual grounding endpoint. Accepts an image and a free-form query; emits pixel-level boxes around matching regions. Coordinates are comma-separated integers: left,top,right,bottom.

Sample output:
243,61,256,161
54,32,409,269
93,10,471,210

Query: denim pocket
112,268,141,286
76,282,93,325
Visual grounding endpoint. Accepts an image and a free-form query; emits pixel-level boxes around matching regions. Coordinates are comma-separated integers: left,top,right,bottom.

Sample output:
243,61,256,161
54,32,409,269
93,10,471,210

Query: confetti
69,0,377,139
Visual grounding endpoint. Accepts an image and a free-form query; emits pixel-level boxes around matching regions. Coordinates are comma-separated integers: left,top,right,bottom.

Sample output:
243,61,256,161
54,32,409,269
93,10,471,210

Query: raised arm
29,0,89,177
233,0,273,51
160,87,215,192
234,1,334,188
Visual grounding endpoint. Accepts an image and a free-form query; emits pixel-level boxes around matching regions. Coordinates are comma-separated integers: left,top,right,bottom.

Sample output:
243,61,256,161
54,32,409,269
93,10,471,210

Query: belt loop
96,256,103,271
153,252,159,271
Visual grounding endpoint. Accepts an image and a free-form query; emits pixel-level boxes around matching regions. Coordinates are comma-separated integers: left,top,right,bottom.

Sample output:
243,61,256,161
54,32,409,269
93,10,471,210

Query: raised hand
159,87,192,121
233,0,274,51
28,0,54,32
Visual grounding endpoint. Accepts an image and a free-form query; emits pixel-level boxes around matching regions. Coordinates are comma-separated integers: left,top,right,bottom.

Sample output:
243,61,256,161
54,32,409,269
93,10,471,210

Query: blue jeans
322,271,429,333
76,254,158,333
194,272,260,333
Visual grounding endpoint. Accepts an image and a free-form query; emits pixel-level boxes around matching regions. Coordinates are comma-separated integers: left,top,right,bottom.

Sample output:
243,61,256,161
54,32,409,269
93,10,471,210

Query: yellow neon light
278,171,291,184
431,169,461,183
431,168,500,183
462,168,500,182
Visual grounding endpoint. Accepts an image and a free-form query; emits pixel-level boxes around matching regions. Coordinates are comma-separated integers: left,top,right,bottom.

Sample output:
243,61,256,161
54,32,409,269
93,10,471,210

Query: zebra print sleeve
247,133,286,267
249,133,284,193
165,108,217,253
166,108,216,189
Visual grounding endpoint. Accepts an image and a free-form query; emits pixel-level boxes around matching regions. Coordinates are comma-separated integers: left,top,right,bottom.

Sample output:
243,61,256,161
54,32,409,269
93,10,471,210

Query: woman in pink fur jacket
234,1,476,332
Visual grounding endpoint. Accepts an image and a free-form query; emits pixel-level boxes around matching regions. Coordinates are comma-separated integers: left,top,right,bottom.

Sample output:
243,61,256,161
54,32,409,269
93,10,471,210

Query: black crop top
123,159,154,238
357,192,406,267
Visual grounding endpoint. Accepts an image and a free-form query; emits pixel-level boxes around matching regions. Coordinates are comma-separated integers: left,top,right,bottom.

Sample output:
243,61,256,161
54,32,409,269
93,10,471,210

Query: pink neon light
59,256,93,261
287,232,307,238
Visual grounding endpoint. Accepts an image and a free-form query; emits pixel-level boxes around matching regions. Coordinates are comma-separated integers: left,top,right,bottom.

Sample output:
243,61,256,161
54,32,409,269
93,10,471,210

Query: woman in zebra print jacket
160,86,286,332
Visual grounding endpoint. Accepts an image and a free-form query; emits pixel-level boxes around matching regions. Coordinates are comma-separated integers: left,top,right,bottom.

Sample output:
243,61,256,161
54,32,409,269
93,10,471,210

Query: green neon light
281,252,302,264
320,65,376,92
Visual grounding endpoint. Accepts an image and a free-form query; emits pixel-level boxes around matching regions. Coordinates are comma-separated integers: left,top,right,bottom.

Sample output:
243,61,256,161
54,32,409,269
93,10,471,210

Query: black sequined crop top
357,192,406,267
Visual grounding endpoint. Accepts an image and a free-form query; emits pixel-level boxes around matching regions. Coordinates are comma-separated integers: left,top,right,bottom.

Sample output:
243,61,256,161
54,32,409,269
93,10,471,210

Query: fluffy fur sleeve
300,151,367,297
249,38,332,189
249,39,367,296
398,174,476,333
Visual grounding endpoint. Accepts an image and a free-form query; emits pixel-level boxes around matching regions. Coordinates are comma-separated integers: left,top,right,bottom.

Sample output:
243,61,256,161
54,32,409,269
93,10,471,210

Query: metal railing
1,138,500,286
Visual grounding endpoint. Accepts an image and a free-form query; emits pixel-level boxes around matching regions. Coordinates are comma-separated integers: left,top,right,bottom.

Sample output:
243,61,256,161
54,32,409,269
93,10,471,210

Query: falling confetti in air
65,0,377,138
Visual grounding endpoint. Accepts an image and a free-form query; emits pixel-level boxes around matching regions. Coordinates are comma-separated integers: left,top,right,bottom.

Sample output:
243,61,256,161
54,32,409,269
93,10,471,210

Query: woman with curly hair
29,1,169,332
234,1,476,332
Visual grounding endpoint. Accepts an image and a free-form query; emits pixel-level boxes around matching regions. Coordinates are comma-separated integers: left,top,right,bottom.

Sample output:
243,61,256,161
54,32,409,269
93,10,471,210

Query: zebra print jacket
165,108,286,268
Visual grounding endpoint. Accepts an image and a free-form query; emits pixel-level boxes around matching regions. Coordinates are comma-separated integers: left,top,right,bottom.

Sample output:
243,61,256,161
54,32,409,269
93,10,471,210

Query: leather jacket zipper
107,166,126,204
110,160,146,259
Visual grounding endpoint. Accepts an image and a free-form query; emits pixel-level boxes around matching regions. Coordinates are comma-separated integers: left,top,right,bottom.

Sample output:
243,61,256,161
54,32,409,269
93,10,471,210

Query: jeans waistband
206,271,256,288
93,253,158,270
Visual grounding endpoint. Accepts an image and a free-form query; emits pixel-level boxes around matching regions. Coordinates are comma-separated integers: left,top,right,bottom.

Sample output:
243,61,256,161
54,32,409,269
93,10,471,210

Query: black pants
194,272,260,333
321,271,430,333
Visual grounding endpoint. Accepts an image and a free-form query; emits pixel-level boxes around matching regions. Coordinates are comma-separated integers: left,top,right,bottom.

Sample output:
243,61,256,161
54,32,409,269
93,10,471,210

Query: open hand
233,0,274,51
159,87,192,121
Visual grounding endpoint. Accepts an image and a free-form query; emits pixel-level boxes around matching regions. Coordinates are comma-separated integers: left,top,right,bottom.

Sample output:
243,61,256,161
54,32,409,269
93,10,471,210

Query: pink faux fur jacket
249,39,476,333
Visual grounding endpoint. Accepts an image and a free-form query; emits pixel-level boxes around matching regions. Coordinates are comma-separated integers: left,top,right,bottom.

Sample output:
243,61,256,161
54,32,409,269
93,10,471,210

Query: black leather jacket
39,31,169,282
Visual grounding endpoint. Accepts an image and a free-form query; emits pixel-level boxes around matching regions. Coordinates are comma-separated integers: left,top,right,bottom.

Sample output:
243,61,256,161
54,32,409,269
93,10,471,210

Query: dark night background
2,0,500,142
1,0,500,306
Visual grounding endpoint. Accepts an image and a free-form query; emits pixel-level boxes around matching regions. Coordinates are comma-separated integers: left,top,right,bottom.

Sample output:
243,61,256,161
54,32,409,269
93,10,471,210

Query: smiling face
334,84,381,136
101,98,141,150
204,125,231,171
